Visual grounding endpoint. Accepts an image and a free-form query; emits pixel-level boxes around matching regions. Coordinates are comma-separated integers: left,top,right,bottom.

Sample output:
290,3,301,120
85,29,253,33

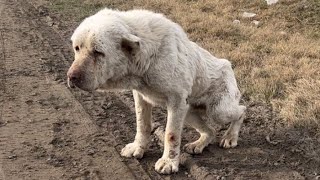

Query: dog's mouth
67,77,97,92
67,77,76,89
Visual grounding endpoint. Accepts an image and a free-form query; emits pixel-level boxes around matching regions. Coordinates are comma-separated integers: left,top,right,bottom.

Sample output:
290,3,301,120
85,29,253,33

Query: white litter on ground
242,12,257,18
266,0,279,5
252,20,260,26
233,20,240,24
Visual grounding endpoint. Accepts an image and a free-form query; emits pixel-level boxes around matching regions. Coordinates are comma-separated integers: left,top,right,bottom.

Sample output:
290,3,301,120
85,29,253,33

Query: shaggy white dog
67,8,246,174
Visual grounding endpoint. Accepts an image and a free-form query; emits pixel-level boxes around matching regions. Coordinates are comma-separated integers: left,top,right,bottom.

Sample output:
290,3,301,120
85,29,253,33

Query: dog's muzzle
67,68,82,89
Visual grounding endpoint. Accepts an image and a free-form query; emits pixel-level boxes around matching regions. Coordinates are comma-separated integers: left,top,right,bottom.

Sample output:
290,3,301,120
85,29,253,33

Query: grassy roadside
46,0,320,129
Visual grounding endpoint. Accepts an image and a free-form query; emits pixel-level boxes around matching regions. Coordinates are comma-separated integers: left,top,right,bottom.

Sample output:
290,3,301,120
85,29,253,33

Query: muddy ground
0,0,319,179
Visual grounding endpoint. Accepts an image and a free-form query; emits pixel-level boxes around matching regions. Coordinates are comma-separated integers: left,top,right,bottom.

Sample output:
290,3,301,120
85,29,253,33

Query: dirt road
0,0,149,179
0,0,319,179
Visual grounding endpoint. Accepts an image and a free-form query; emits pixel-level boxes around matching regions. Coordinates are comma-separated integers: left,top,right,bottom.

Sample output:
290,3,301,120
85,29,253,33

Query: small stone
53,75,59,81
46,16,54,26
25,100,33,105
252,20,260,26
87,149,95,155
31,92,38,96
102,103,112,110
38,7,49,16
8,155,17,159
233,20,240,24
280,31,287,35
242,12,256,18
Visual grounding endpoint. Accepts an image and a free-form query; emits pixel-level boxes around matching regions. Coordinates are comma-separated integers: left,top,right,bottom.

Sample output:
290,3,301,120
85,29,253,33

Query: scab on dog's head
67,13,141,91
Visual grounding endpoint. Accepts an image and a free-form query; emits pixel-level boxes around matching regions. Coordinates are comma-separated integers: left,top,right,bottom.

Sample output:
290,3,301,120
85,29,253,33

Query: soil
0,0,319,179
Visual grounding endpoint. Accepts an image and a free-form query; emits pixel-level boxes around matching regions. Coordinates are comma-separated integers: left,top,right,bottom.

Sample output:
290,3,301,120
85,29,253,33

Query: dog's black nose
69,73,80,83
67,68,82,86
68,73,80,83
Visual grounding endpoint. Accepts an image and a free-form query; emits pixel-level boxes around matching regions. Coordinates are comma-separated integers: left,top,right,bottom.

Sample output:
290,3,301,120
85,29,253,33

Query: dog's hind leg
219,105,246,148
183,109,214,154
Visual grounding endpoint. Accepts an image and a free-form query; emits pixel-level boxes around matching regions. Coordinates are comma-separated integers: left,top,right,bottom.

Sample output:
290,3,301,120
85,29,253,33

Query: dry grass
48,0,320,128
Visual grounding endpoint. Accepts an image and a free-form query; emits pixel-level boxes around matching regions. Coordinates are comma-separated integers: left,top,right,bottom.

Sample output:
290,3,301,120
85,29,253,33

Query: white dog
67,8,246,174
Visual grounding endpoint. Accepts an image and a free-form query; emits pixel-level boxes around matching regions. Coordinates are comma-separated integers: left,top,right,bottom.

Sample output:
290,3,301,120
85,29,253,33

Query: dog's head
67,11,141,91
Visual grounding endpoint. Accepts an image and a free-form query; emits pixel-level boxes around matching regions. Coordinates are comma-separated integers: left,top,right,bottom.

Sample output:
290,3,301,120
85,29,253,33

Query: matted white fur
67,8,246,174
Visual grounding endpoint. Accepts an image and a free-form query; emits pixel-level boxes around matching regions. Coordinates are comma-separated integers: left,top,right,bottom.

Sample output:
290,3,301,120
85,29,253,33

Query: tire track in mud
0,6,9,178
0,23,7,180
0,0,147,179
8,0,153,179
0,6,10,180
0,18,6,128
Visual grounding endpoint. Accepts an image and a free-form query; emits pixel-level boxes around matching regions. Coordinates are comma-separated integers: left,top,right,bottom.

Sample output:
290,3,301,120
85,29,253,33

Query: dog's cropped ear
121,34,140,58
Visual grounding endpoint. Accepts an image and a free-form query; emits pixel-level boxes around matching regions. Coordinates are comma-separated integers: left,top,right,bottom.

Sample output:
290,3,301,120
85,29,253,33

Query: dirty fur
67,8,246,174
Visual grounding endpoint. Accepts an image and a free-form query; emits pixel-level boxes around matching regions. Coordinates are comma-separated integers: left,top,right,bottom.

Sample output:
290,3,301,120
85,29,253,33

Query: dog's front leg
155,97,189,174
121,90,152,158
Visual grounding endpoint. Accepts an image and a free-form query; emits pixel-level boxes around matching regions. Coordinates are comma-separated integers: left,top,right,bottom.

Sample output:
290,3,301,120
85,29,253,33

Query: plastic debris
266,0,279,5
242,12,256,18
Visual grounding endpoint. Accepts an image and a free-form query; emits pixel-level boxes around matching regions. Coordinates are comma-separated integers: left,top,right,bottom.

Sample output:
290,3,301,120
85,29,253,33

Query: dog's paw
120,142,145,159
220,133,238,148
184,141,206,154
184,135,213,154
155,157,179,174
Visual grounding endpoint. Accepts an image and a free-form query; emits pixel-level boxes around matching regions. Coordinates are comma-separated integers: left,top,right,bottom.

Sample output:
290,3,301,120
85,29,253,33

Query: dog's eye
75,46,80,51
93,50,105,57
